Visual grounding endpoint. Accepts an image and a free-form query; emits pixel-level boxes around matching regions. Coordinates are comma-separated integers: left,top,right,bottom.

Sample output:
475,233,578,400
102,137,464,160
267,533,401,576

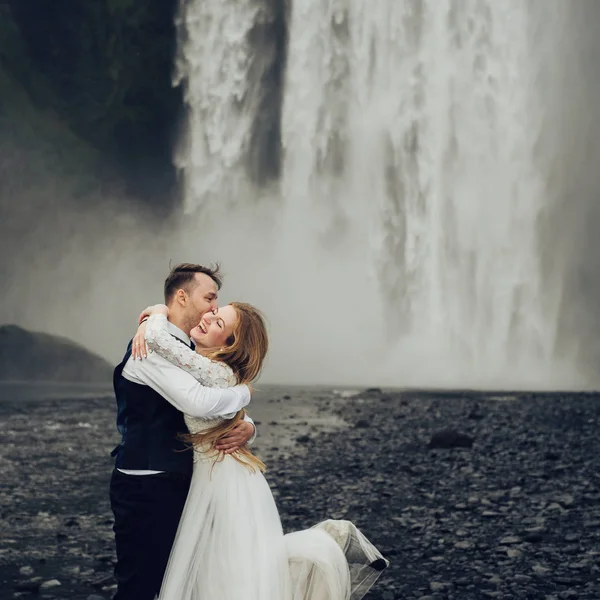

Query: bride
133,302,388,600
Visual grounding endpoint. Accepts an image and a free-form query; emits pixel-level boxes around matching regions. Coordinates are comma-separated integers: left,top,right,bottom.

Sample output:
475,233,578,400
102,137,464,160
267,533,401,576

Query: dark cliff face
1,0,182,201
0,0,291,203
0,324,114,383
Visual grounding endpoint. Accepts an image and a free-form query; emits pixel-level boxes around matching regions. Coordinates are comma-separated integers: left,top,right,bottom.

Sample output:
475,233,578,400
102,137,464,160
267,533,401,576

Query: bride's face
190,304,238,349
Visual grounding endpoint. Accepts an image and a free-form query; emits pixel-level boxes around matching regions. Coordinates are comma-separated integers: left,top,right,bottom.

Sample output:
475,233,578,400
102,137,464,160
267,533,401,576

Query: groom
109,263,256,600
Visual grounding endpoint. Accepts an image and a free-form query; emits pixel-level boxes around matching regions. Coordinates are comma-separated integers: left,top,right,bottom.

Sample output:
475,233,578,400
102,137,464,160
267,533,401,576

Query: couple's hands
131,304,169,360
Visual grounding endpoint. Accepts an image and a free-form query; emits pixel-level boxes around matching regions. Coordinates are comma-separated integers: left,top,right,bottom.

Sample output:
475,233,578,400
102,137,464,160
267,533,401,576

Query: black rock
16,581,41,592
428,429,474,449
95,554,114,563
523,532,544,543
92,574,114,588
468,408,485,420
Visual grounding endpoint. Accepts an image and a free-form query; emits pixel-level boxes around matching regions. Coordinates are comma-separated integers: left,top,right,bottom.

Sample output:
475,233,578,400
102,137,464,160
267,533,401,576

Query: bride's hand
132,304,168,360
131,321,148,360
137,303,169,324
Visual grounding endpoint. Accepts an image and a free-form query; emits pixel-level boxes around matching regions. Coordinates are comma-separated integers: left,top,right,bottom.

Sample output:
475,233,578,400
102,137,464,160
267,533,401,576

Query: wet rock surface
273,390,600,600
1,388,599,599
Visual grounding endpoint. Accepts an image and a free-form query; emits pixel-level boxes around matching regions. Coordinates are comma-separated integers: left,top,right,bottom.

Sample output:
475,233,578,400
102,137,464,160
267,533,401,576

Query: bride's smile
190,305,238,349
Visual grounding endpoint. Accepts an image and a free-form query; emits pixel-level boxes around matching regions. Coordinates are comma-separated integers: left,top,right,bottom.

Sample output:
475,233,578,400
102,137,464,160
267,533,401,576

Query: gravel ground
1,387,599,600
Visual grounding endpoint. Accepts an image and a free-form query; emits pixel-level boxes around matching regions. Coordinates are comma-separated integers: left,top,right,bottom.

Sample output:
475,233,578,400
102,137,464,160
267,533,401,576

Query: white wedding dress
145,315,388,600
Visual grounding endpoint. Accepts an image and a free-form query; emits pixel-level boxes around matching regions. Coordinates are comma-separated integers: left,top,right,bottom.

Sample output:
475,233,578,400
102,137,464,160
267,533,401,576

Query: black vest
110,341,193,475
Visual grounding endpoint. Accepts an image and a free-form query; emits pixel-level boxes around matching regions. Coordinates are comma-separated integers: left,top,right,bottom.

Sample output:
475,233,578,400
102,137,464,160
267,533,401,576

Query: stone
429,581,449,592
40,579,62,590
91,575,114,588
523,531,544,543
18,566,34,576
532,564,551,575
428,430,474,449
499,536,521,545
555,493,575,507
15,581,41,593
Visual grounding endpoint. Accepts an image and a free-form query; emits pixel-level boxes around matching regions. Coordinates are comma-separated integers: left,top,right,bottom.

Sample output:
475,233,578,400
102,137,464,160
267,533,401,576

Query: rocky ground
1,387,599,600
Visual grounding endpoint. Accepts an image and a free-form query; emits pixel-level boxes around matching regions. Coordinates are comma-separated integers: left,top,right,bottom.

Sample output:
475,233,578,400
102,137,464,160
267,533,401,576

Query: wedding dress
146,315,388,600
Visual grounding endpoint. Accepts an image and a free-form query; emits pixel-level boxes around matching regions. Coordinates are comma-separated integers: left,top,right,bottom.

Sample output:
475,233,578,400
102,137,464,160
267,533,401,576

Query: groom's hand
214,420,255,454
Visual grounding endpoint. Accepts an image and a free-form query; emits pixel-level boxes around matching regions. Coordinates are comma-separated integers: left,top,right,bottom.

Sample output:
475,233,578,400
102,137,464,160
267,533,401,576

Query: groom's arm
123,352,251,418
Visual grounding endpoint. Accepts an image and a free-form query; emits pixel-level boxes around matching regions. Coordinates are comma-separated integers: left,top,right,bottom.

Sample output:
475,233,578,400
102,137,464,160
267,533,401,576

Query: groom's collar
167,320,191,347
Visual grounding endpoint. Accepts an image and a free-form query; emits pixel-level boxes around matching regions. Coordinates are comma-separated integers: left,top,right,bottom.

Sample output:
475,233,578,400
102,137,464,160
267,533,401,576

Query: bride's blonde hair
179,302,268,473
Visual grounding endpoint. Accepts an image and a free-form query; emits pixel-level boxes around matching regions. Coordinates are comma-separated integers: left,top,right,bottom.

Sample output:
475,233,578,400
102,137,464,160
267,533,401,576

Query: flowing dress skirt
159,455,387,600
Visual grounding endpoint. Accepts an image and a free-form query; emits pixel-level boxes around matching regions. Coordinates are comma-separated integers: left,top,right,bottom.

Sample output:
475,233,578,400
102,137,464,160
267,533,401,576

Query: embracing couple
109,263,388,600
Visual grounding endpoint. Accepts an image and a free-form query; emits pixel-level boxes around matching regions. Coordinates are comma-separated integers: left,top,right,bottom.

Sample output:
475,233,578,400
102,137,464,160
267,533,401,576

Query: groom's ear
175,288,188,306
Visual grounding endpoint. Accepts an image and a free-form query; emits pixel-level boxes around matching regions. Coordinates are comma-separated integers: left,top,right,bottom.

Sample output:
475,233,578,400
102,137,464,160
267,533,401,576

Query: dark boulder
428,429,474,449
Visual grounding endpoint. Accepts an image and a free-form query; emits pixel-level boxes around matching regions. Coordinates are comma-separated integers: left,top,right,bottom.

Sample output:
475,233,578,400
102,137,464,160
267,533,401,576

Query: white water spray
174,0,585,388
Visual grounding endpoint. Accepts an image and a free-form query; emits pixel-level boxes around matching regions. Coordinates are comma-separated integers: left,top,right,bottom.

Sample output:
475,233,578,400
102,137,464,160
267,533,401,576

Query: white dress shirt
118,320,254,475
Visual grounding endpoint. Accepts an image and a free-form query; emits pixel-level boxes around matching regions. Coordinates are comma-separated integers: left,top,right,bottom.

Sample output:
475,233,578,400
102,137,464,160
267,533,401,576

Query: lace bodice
145,314,237,436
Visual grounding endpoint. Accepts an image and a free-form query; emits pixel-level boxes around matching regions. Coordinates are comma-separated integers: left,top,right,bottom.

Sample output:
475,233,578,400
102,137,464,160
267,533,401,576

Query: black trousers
109,469,191,600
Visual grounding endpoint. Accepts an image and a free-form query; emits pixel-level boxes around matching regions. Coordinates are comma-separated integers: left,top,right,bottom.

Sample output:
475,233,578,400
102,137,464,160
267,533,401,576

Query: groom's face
186,273,219,322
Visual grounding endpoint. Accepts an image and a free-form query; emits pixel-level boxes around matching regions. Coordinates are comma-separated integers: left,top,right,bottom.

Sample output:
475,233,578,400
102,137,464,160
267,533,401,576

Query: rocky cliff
0,324,114,383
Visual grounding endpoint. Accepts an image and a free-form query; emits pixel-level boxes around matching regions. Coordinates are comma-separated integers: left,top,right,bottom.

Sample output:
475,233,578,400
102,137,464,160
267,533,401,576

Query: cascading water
173,0,584,388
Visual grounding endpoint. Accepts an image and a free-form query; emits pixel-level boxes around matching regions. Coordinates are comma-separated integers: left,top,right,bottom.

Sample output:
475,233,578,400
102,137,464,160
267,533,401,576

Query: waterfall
173,0,587,388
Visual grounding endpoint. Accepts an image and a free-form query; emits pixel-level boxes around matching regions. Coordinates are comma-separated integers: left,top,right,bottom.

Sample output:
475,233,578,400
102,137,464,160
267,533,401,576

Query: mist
3,1,600,389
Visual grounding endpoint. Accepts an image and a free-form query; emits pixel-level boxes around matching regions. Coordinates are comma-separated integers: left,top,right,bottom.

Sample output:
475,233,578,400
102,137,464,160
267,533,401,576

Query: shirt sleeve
126,351,251,418
145,314,235,388
243,412,257,445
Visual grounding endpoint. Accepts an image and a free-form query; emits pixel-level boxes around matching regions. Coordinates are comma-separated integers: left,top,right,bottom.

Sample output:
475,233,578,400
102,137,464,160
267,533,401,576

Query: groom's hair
164,263,223,302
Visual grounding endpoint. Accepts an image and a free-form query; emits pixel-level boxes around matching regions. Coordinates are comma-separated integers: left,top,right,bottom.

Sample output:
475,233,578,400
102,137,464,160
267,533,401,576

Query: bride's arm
146,313,256,442
127,353,251,419
144,313,233,388
131,306,256,442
